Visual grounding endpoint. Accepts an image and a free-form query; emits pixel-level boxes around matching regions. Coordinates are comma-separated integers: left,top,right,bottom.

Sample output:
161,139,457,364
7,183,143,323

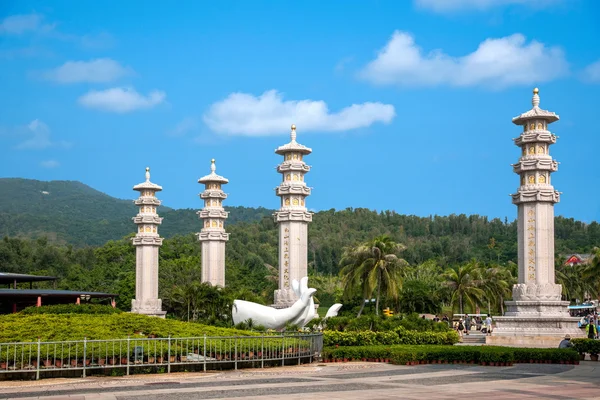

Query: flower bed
323,327,459,347
323,345,580,366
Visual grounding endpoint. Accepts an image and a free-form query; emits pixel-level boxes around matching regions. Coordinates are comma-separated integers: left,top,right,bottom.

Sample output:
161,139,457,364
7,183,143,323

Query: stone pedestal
489,283,582,347
131,299,167,318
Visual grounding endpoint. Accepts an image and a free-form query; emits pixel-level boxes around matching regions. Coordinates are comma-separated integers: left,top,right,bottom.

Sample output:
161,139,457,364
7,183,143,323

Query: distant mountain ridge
0,178,274,246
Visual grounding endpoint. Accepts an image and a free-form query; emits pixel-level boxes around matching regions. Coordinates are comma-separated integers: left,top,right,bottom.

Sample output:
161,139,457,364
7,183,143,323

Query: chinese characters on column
527,208,536,281
283,227,290,288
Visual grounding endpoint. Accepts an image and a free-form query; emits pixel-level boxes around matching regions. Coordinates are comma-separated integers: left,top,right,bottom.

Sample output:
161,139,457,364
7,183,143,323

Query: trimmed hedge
324,314,450,332
21,304,122,315
323,327,459,347
0,313,256,342
571,338,600,355
323,345,580,366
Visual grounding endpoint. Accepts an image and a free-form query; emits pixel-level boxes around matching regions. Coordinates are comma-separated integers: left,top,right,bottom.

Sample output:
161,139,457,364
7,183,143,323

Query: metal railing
0,333,323,380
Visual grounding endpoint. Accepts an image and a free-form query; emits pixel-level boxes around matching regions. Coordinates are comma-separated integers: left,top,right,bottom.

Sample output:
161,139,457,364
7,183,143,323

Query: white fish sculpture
232,280,317,330
290,277,316,327
325,303,343,319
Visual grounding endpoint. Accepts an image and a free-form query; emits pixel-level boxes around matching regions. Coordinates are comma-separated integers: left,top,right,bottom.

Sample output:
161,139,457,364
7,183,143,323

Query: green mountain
0,178,273,246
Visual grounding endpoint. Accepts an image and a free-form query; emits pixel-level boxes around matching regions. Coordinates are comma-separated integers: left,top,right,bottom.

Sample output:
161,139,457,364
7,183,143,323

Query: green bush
322,345,579,365
21,304,122,315
323,314,450,333
0,313,256,342
323,328,459,347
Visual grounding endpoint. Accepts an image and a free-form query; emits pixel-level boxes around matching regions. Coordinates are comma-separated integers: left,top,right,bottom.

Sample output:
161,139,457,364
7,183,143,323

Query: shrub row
323,327,459,347
0,313,257,342
571,339,600,355
21,304,122,315
323,314,450,332
323,345,580,366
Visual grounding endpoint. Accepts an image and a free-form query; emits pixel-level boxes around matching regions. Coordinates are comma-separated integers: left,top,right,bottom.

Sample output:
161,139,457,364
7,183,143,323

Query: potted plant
589,340,600,361
572,339,589,361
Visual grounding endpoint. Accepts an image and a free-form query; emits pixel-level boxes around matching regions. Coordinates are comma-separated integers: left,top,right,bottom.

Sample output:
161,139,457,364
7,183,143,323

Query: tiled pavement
0,361,599,400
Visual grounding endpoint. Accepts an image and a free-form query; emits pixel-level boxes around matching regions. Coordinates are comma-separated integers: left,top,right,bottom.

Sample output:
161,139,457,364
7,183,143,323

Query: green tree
340,235,407,316
441,261,484,314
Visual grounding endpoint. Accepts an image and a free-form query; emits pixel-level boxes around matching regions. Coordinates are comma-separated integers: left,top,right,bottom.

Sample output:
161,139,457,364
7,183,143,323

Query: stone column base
490,299,584,348
272,289,297,309
131,299,167,318
486,334,581,348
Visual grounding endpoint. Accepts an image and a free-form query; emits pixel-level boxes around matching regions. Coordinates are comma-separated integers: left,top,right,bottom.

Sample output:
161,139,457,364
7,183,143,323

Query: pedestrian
485,315,493,336
558,335,573,349
442,315,449,328
587,321,597,339
457,319,464,338
464,314,472,335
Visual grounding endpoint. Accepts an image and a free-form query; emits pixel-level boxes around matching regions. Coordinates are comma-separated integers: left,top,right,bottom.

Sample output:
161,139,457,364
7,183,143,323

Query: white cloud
582,60,600,83
415,0,562,12
359,31,568,89
43,58,132,83
78,87,166,113
203,90,395,136
40,160,59,168
168,117,197,137
0,13,54,35
16,119,71,150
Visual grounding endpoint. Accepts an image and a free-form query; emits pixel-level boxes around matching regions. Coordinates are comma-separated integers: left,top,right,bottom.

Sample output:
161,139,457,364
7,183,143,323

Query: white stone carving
197,159,230,287
131,168,166,318
272,125,314,309
232,277,317,330
512,283,562,301
325,304,343,319
492,89,582,344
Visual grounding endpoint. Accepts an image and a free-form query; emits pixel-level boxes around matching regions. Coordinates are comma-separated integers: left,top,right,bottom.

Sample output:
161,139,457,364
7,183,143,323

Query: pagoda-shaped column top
198,159,229,185
133,167,163,193
512,88,560,126
132,167,163,246
275,124,312,155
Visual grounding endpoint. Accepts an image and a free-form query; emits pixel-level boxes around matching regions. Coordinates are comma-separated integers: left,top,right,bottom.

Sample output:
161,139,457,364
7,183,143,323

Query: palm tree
441,261,484,314
480,265,513,315
340,235,407,316
583,247,600,295
559,251,600,303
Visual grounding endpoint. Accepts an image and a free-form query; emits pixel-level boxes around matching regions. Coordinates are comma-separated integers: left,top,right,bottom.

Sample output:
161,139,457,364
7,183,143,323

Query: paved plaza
0,361,599,400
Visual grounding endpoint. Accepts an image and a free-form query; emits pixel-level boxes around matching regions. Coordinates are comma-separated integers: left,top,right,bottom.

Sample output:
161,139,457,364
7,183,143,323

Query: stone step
459,335,487,344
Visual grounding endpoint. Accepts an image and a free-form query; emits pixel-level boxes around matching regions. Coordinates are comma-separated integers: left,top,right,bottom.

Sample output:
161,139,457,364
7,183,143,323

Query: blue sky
1,0,599,223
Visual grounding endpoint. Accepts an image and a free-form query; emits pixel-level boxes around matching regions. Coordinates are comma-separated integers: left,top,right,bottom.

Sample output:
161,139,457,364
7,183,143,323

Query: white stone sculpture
232,277,316,330
325,304,343,319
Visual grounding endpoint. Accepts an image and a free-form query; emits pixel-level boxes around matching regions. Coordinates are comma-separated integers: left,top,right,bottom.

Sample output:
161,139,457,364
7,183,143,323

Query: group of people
454,314,494,337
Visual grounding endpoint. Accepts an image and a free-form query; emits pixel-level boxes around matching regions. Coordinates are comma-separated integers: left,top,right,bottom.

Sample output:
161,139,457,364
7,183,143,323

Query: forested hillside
0,179,273,245
1,178,599,317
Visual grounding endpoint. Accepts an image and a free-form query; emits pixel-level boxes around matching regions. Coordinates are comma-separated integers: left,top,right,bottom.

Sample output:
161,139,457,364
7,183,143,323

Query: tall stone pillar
197,159,229,287
131,167,166,318
272,125,313,308
489,89,580,346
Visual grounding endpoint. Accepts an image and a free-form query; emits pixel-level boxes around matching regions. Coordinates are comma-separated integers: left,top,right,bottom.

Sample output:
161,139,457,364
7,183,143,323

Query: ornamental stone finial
532,87,540,108
145,167,150,181
290,124,296,142
211,158,216,173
